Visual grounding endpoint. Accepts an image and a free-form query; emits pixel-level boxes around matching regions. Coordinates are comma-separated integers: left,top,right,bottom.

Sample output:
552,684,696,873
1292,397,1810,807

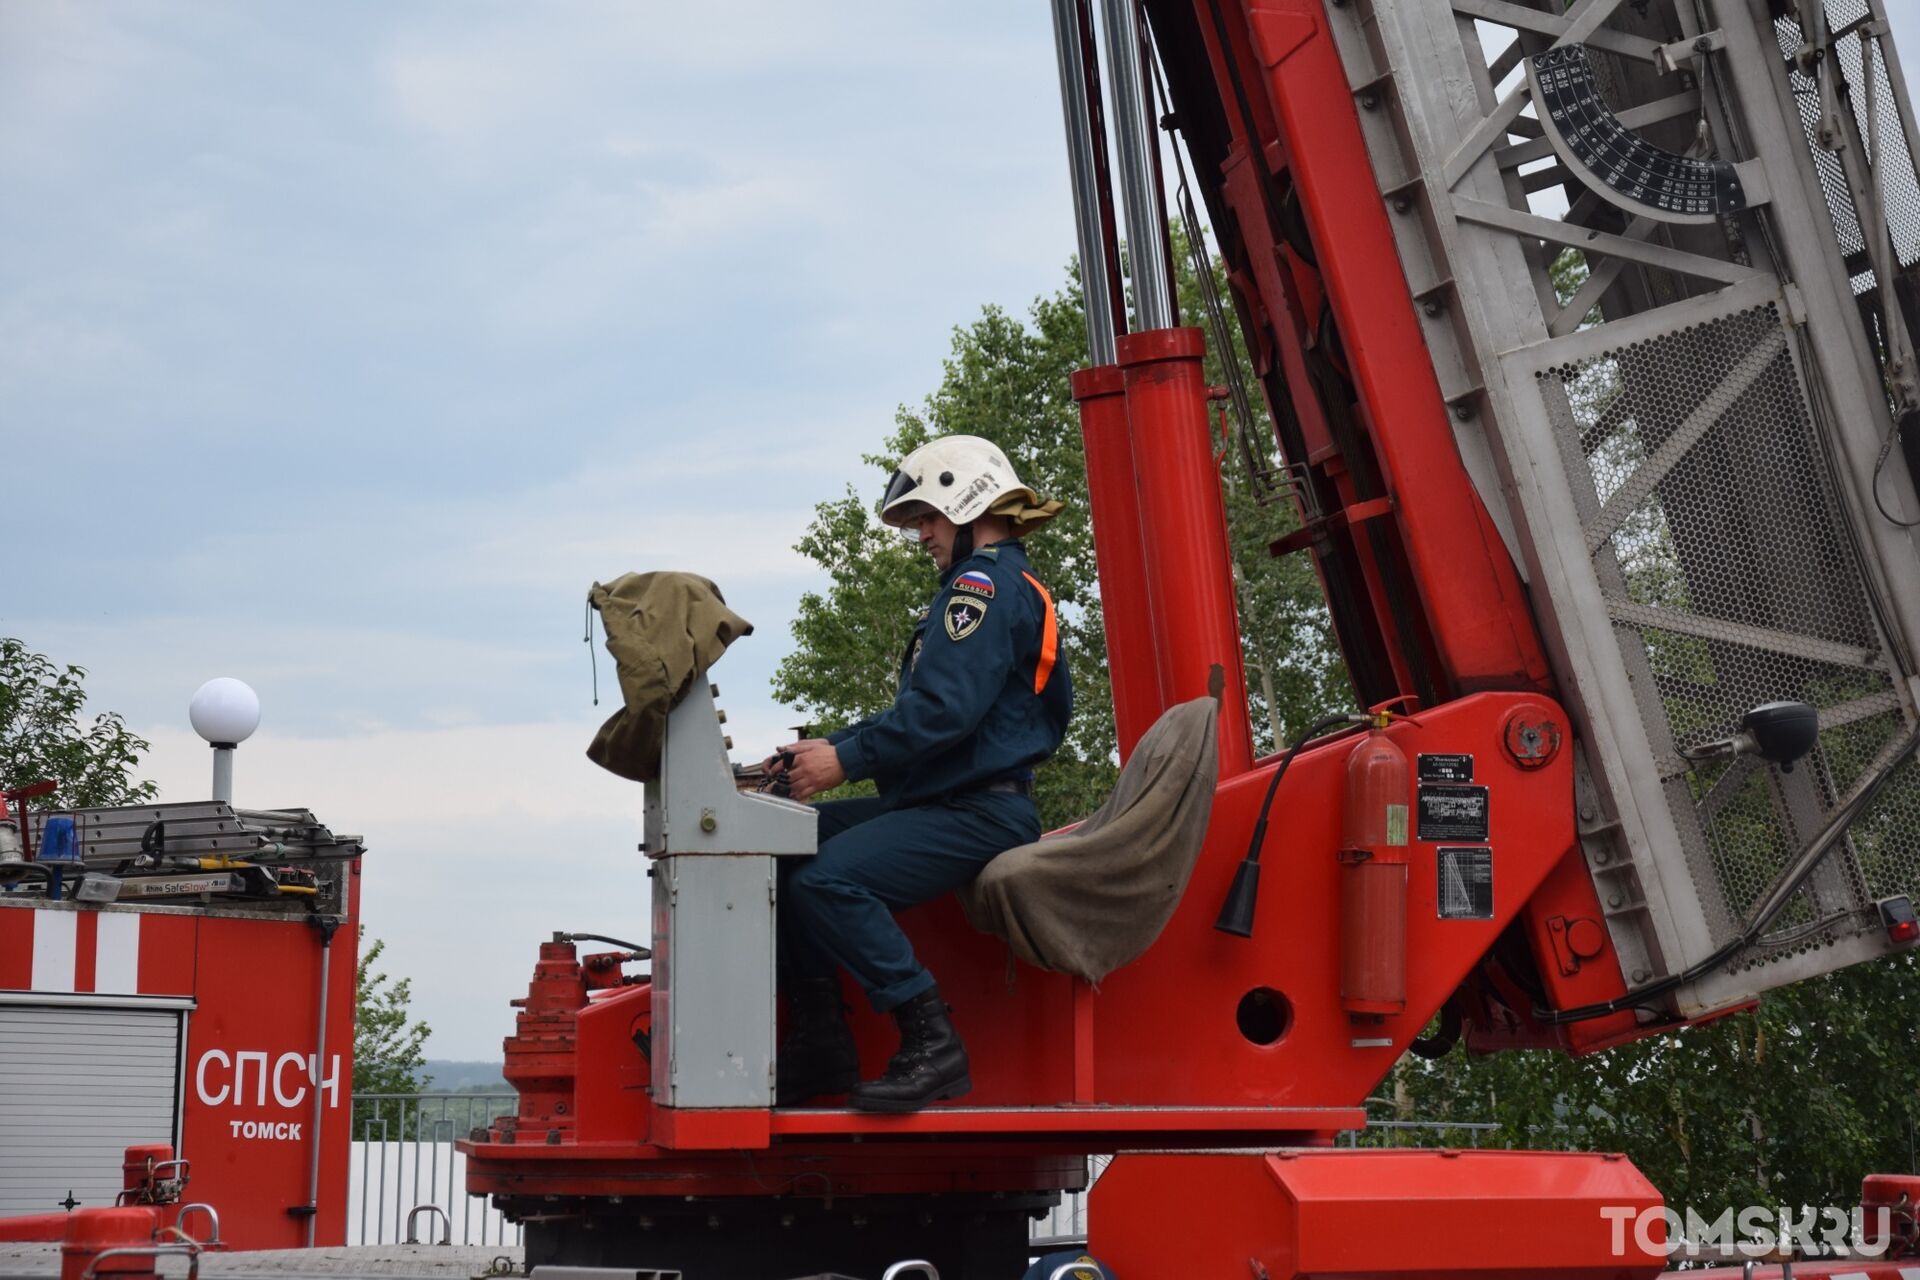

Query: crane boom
460,3,1920,1275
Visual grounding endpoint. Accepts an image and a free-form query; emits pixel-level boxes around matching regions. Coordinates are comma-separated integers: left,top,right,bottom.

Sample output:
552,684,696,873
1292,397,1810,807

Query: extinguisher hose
1214,713,1363,937
1245,714,1366,866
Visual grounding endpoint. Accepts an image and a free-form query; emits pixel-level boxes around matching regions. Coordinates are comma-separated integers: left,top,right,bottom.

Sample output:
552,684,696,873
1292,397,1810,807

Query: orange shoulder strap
1019,570,1058,695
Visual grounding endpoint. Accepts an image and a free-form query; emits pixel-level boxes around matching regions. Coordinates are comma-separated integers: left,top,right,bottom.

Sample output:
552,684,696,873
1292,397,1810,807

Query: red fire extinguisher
1340,706,1411,1019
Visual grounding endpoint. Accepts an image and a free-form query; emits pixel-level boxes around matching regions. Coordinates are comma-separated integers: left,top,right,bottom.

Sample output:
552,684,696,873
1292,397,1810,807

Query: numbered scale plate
1528,44,1745,224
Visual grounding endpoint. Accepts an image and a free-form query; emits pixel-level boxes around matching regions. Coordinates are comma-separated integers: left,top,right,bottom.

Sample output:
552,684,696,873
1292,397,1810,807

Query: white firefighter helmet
879,435,1062,536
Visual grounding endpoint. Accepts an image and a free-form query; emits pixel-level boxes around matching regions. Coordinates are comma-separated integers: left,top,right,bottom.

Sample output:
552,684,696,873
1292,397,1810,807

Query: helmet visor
880,468,920,515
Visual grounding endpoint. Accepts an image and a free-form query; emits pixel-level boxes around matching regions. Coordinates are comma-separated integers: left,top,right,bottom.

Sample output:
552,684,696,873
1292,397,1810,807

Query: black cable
1215,712,1360,936
1872,408,1920,528
1539,719,1920,1024
561,932,651,958
1409,1003,1462,1060
1244,713,1361,868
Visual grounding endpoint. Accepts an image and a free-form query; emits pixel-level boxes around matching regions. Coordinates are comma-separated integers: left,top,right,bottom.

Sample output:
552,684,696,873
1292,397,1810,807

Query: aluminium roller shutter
0,1004,182,1215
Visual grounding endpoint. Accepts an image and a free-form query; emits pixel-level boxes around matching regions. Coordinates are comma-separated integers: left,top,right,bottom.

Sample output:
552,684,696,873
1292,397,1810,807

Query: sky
1,2,1077,1058
5,4,1919,1060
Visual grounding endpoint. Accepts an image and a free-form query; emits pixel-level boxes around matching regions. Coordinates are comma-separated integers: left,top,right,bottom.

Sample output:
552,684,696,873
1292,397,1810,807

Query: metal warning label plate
1437,847,1493,920
1418,784,1490,841
1417,753,1474,783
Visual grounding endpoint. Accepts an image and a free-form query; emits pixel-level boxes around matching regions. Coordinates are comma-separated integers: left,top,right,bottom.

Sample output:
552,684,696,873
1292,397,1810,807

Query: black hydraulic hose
1408,1002,1462,1060
1215,713,1361,937
1539,720,1920,1024
561,932,652,959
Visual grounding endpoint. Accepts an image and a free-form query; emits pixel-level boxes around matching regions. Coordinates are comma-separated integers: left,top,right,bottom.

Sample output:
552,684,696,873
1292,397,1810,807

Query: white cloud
0,0,1075,1060
137,684,804,1059
477,163,829,339
378,4,905,150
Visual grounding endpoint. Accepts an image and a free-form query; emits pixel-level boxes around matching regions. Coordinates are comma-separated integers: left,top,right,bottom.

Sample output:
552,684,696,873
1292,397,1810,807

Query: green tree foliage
1387,953,1920,1211
774,239,1348,828
0,638,158,808
352,931,432,1134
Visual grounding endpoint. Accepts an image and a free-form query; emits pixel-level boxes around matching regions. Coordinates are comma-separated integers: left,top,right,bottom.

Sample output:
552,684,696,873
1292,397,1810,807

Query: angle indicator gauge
1527,44,1744,224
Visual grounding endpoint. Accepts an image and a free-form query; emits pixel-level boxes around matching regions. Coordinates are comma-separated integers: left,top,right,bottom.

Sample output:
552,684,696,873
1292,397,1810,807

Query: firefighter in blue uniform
768,435,1073,1112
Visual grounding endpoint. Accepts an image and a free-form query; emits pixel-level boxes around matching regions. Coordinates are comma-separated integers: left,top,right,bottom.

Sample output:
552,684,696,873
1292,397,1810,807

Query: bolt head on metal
1502,706,1563,768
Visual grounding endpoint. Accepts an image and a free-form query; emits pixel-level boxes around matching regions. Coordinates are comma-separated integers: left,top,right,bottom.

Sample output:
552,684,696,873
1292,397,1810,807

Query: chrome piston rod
1050,0,1120,365
1099,0,1174,331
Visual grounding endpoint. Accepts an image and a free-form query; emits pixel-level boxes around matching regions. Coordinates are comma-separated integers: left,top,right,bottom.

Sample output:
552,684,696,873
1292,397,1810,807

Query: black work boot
775,977,859,1106
847,985,971,1113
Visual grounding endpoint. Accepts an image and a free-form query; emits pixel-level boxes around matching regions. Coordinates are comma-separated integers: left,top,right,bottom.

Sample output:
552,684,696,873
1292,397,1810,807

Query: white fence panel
348,1093,520,1249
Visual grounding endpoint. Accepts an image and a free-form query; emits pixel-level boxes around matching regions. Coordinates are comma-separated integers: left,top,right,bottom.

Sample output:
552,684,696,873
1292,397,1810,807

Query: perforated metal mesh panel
1335,0,1920,1013
1774,6,1920,288
1537,303,1914,963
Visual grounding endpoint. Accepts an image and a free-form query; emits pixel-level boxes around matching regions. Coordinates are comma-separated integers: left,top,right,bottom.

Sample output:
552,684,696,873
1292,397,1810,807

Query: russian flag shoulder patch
953,570,996,600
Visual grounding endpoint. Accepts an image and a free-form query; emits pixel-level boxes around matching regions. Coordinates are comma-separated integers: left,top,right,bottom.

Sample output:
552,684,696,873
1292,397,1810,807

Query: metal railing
348,1092,519,1248
1340,1118,1503,1147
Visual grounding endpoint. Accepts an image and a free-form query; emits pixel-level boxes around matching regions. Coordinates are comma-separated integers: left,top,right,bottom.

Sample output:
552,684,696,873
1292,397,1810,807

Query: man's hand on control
780,738,845,802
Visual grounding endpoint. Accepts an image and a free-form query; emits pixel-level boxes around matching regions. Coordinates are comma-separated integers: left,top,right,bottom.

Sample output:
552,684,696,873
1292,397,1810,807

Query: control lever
736,752,798,798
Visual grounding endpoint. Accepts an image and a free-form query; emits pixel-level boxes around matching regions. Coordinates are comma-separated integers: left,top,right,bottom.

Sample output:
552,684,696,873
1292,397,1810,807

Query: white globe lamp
190,678,260,804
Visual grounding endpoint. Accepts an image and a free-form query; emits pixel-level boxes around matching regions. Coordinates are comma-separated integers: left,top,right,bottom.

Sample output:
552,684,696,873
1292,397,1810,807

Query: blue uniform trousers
779,791,1040,1012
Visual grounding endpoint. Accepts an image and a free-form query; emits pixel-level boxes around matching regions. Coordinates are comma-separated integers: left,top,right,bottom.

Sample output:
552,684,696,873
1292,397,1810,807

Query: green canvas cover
958,695,1220,983
586,571,753,784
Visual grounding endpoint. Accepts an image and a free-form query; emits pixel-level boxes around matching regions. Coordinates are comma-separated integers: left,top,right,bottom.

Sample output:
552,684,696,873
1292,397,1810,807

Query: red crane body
464,0,1920,1274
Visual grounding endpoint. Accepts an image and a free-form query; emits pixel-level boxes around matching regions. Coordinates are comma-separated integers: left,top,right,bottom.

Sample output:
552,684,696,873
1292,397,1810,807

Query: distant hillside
421,1059,510,1093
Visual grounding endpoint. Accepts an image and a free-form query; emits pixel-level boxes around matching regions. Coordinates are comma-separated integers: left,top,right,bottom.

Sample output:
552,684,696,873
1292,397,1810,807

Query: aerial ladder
461,1,1920,1276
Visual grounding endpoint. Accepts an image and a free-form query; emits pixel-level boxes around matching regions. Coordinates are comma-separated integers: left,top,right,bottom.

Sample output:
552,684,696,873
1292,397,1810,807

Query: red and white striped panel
0,907,195,996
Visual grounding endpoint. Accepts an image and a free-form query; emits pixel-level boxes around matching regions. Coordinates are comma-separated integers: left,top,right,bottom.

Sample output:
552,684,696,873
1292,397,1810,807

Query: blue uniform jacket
829,540,1072,807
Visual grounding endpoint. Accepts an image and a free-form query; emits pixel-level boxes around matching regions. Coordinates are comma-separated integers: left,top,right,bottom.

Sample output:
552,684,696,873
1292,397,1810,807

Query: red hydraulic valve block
496,937,588,1145
119,1145,185,1206
581,950,645,992
1339,709,1411,1019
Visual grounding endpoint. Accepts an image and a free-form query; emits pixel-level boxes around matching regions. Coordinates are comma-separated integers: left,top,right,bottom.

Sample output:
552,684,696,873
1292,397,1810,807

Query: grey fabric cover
958,696,1220,983
586,571,753,784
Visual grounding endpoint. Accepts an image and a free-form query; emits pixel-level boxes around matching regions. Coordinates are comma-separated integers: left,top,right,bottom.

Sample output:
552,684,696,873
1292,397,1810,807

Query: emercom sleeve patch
944,596,989,640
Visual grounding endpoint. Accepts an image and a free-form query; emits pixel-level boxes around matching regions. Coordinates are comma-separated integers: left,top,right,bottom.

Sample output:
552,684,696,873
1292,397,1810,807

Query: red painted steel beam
1238,0,1550,692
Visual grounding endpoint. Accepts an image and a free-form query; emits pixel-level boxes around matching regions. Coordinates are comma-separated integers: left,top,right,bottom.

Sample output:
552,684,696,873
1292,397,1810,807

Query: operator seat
958,695,1220,983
